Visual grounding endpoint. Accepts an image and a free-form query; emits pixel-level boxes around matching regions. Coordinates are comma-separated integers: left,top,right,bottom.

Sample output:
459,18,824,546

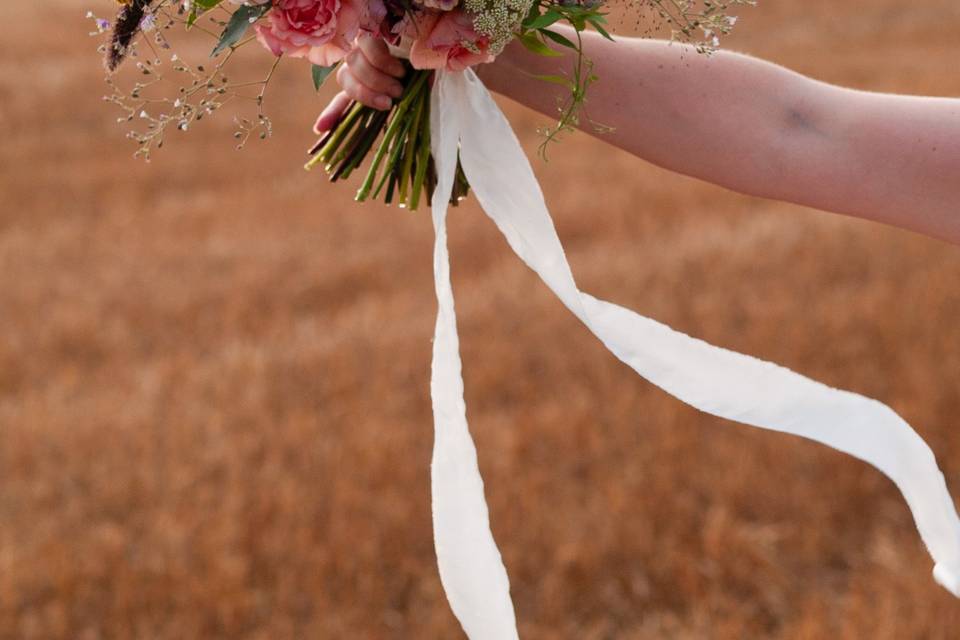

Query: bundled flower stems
305,65,471,209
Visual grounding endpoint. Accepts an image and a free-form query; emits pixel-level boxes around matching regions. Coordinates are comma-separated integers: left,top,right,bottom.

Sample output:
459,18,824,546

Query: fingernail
374,95,392,110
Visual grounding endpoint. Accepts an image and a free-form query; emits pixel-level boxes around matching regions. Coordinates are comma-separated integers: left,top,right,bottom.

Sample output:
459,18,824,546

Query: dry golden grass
2,1,960,637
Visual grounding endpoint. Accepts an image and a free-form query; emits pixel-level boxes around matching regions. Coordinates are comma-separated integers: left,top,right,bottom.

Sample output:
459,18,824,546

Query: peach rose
417,0,459,11
407,11,494,72
255,0,384,67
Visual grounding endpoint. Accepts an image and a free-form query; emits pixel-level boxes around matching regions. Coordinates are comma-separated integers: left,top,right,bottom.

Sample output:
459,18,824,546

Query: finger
338,63,393,110
358,33,406,78
347,48,404,99
313,91,351,134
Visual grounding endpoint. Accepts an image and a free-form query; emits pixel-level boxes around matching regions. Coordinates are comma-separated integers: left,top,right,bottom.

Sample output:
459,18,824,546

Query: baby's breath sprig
94,0,278,160
636,0,754,52
232,54,281,150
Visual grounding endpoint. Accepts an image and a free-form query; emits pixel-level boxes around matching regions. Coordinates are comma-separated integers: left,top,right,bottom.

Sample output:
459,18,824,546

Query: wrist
475,40,520,91
474,56,501,89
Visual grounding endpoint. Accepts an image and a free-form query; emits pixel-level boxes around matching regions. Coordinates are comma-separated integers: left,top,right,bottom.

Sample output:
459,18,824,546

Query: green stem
409,95,431,211
396,89,425,205
305,101,364,171
321,102,366,164
356,71,431,202
373,104,416,200
385,169,398,205
338,110,389,181
328,110,372,174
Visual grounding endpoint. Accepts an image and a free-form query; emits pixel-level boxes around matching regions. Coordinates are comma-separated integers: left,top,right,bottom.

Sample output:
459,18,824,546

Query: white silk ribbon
427,68,960,638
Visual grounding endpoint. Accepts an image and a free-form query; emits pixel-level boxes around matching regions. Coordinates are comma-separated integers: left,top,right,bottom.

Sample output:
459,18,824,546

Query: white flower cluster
464,0,534,55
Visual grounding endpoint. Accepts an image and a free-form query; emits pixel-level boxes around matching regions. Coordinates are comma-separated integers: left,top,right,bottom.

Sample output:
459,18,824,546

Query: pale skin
316,28,960,245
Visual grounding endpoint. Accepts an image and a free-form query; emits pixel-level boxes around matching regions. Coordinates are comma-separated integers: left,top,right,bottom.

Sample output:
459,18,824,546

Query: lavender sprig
106,0,158,71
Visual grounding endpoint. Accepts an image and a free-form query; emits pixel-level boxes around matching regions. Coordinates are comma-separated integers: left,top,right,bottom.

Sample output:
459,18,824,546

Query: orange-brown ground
2,1,959,638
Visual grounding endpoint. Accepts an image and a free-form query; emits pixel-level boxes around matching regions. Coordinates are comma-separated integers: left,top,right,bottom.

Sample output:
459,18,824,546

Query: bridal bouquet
94,0,745,206
93,1,960,637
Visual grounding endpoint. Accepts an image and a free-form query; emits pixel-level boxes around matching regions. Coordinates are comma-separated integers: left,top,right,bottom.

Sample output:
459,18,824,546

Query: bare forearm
479,28,960,244
479,29,813,196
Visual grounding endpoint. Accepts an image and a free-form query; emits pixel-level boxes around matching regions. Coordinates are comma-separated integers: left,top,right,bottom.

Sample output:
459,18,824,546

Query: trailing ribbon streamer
428,69,960,638
428,73,520,640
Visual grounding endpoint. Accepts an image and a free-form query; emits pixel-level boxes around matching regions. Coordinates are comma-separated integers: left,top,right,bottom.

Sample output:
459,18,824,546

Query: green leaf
211,3,271,57
312,63,339,91
587,16,614,41
524,9,563,31
540,28,577,50
518,32,562,58
524,1,541,24
188,0,224,27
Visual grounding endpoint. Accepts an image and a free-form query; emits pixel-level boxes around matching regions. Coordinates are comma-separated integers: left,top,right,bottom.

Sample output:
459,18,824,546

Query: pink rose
255,0,385,67
417,0,459,11
407,11,494,72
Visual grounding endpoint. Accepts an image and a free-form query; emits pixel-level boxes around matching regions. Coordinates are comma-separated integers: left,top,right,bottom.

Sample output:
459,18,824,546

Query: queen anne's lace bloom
463,0,534,56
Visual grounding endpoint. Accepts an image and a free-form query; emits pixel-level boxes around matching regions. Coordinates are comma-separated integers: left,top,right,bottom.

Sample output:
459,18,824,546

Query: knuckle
343,79,361,101
365,71,390,92
360,85,376,101
368,47,388,68
359,32,379,54
362,68,397,97
344,48,361,67
359,86,379,106
354,55,376,81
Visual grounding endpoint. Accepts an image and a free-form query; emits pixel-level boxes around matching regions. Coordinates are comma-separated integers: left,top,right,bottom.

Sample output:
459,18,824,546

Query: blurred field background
2,0,960,637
